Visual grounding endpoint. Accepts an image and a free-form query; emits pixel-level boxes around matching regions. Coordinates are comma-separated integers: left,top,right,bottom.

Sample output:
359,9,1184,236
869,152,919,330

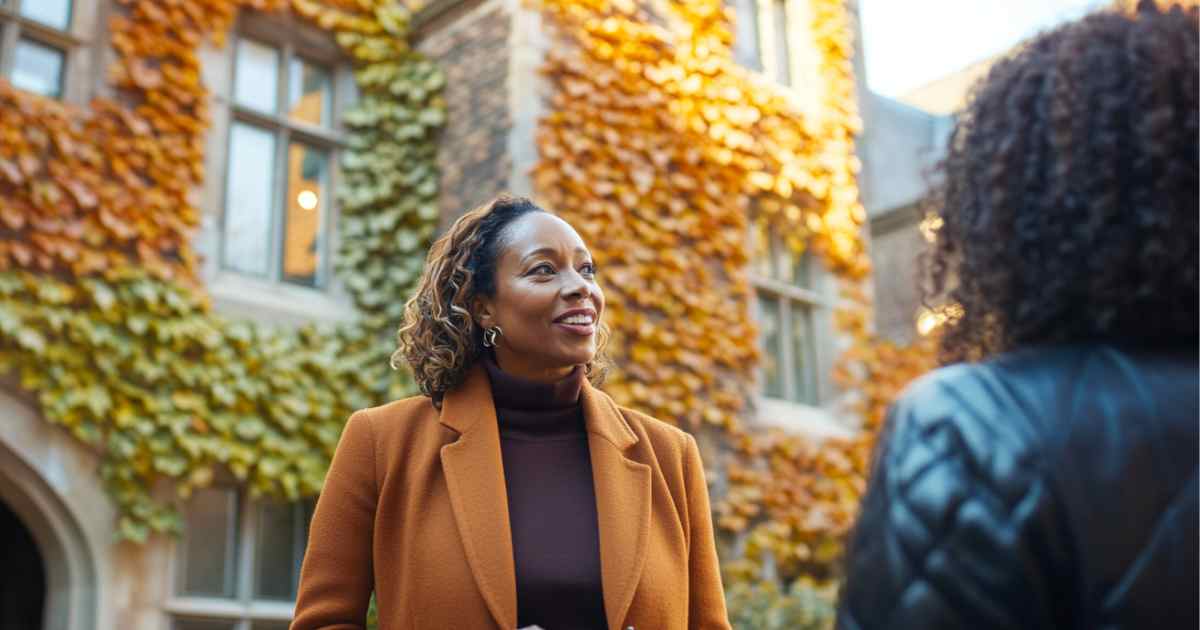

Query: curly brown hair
392,194,609,407
921,0,1199,364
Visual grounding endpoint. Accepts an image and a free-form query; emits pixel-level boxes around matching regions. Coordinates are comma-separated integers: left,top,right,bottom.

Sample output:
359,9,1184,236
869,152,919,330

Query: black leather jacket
837,345,1198,629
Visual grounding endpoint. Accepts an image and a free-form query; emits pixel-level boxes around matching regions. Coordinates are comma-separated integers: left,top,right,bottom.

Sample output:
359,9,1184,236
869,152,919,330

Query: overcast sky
859,0,1110,97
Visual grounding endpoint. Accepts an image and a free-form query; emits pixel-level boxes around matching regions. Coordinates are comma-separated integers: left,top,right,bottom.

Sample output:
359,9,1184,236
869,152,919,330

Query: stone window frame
729,0,763,71
0,0,79,101
164,484,316,630
748,220,833,407
730,0,826,119
215,12,351,294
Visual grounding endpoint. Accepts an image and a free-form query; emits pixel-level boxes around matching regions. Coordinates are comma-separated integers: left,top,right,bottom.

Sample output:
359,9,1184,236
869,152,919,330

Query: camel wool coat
291,364,731,630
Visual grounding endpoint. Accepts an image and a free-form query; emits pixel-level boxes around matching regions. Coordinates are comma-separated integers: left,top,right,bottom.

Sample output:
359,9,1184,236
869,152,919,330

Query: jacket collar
439,363,638,448
439,363,650,630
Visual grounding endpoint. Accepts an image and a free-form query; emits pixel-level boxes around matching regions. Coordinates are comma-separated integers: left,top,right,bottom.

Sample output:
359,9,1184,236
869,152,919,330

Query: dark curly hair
921,0,1199,364
392,194,609,407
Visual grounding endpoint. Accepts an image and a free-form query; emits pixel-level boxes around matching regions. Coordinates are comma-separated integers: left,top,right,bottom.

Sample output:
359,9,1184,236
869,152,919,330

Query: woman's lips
554,321,596,336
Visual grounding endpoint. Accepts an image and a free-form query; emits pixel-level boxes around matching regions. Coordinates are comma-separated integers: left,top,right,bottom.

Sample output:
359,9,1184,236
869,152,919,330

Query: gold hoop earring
482,326,503,348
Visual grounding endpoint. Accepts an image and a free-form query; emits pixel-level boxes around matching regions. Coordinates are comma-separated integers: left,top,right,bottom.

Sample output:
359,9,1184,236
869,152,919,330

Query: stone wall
869,206,924,344
414,0,515,228
0,385,178,630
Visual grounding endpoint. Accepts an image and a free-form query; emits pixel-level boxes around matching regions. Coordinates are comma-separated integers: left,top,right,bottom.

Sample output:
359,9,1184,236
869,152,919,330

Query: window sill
749,396,855,440
207,271,360,327
163,596,295,621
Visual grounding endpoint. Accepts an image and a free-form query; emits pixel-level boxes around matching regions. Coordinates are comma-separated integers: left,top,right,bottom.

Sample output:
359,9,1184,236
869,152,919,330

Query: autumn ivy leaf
153,455,187,476
235,417,266,441
15,327,46,354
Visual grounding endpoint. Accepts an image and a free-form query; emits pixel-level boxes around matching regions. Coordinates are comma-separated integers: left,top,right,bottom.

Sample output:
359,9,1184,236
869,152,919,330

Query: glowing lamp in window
296,190,318,211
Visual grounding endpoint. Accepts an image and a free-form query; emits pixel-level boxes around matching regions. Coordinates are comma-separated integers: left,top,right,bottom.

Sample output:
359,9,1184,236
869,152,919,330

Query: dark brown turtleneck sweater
483,355,608,630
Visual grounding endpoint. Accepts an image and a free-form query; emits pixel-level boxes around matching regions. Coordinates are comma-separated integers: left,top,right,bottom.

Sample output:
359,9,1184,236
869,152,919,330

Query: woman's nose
563,271,591,300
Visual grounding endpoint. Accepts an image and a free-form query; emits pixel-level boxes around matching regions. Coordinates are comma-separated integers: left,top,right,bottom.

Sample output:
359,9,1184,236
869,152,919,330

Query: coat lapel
439,366,517,630
582,381,652,630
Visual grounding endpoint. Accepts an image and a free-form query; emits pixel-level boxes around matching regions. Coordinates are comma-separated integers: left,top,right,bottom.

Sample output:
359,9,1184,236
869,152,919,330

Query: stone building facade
1,1,862,628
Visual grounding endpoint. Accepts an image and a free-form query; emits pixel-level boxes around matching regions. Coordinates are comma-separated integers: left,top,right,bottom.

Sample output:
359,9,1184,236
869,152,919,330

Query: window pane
178,488,239,598
10,39,64,99
770,0,791,85
254,501,301,601
757,293,784,398
288,58,332,127
173,619,238,630
750,220,773,278
223,123,276,277
792,250,812,289
731,0,762,71
235,39,279,113
776,244,812,289
790,303,816,404
19,0,72,30
281,143,328,287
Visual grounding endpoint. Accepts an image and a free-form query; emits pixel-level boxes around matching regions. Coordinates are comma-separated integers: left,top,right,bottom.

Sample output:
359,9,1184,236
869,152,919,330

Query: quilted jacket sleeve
836,369,1073,630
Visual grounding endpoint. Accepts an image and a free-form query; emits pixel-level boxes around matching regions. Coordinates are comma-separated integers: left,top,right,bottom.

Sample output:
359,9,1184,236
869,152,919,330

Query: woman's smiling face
474,212,604,382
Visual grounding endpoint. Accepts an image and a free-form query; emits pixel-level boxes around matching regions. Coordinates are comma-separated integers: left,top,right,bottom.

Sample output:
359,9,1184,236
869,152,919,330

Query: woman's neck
491,349,577,384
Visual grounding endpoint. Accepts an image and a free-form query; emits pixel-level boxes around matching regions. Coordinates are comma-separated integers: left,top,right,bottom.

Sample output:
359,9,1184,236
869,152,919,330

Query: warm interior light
919,213,943,243
916,303,964,336
297,190,319,210
916,309,940,336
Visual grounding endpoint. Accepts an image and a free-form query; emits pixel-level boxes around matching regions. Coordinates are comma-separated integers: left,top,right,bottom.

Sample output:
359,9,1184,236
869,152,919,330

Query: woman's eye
580,263,596,276
531,264,555,275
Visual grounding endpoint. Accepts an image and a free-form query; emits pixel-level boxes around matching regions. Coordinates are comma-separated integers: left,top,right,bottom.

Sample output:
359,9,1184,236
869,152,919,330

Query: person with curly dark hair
292,194,731,630
838,2,1197,629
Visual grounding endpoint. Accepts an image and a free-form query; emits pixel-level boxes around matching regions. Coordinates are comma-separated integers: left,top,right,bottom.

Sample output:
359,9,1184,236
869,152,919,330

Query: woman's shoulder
612,402,697,460
349,394,446,451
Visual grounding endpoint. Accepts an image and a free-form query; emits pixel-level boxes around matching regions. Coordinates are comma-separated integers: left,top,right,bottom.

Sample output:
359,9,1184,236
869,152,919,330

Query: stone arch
0,392,101,630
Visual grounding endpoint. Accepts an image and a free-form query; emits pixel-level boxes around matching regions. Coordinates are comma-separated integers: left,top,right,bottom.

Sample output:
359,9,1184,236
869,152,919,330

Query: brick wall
414,1,514,228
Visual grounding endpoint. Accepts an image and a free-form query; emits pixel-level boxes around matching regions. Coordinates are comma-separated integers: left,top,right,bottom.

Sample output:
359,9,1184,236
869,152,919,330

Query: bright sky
859,0,1111,97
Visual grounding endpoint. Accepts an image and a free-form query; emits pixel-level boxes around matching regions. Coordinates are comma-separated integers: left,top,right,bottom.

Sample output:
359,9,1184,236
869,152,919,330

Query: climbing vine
0,0,443,540
531,0,868,436
530,0,935,594
719,283,937,584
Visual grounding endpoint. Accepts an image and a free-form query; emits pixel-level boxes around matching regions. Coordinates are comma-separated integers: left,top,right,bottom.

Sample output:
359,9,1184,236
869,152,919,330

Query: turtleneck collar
483,353,586,439
483,353,584,410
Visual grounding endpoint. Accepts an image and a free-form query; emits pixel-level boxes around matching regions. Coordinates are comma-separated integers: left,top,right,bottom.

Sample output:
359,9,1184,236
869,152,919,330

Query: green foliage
0,270,403,539
335,54,445,328
726,579,837,630
0,2,446,541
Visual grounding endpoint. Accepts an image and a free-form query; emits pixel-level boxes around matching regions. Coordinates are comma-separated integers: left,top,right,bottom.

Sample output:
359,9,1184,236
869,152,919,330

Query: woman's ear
473,296,495,330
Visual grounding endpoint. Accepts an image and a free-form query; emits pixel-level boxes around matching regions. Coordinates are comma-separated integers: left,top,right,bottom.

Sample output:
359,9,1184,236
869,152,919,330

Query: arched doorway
0,432,99,630
0,498,46,628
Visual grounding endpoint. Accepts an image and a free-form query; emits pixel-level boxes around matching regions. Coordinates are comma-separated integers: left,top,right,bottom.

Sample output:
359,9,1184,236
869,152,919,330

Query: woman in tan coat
291,195,731,630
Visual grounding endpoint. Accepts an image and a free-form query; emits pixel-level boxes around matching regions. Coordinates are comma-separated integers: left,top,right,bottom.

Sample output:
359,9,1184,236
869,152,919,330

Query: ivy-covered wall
527,0,936,599
0,0,444,541
0,2,940,624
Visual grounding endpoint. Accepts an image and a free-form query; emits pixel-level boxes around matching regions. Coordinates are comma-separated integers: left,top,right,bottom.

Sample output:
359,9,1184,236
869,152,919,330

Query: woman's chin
554,350,595,371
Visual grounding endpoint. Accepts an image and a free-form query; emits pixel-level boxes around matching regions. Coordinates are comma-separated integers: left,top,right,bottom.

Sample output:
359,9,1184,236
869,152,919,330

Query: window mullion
281,42,294,124
778,297,795,402
273,44,292,285
270,125,289,284
781,0,796,86
292,502,306,597
237,492,257,612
